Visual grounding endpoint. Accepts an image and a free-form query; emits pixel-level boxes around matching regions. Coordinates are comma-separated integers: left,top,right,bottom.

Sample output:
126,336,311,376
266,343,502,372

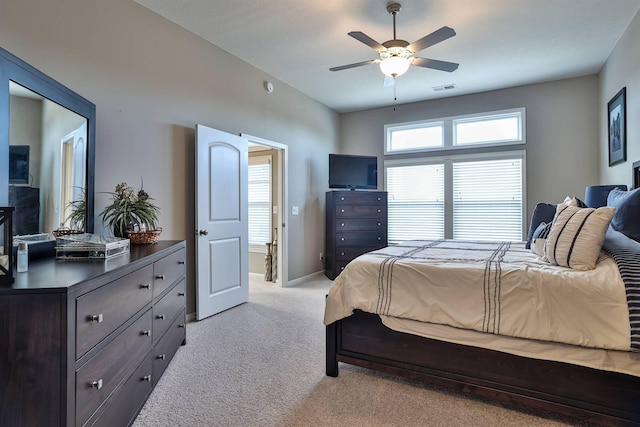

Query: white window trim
385,107,526,155
384,150,527,240
248,155,272,253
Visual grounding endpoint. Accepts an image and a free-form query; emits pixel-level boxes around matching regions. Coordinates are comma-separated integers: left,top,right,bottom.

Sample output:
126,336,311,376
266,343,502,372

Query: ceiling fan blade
348,31,386,52
383,75,396,88
412,57,459,72
407,26,456,53
329,59,378,72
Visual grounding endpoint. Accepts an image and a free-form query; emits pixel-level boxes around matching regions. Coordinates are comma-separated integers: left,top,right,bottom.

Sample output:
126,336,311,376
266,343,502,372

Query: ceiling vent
432,84,456,92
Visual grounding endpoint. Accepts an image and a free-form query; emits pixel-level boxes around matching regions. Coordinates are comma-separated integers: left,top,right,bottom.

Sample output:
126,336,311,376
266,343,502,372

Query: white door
195,124,249,320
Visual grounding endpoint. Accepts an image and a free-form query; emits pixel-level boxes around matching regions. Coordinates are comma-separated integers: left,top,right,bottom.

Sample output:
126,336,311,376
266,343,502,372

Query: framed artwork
608,87,626,166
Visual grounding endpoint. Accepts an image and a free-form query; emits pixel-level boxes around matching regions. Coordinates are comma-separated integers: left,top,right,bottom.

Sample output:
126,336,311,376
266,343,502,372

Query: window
248,156,271,251
452,158,523,241
385,108,524,154
454,111,523,146
385,121,443,154
387,163,445,242
384,152,525,243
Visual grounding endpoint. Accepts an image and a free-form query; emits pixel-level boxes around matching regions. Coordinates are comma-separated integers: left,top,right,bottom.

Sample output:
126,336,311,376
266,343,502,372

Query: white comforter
324,240,631,351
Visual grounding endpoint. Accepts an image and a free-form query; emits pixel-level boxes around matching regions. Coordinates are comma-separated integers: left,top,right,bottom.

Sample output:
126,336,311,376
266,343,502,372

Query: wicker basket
127,228,162,245
52,228,84,238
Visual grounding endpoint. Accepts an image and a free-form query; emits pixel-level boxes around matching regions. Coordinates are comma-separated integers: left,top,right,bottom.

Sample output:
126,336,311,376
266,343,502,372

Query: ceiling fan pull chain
393,82,397,111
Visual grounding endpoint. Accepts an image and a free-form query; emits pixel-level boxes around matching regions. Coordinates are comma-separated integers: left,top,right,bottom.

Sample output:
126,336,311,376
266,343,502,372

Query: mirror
0,47,95,256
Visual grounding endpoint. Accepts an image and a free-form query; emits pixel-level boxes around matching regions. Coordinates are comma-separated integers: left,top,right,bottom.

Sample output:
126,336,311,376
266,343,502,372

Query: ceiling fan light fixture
380,55,411,77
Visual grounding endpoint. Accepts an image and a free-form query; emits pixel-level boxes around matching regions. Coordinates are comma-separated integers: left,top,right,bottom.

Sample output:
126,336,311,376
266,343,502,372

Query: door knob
198,229,208,236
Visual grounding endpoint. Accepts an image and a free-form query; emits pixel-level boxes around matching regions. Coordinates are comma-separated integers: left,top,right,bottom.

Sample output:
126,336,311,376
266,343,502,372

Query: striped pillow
543,205,615,270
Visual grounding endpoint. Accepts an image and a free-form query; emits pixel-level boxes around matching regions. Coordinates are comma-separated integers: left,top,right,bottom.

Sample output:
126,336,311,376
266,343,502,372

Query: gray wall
340,76,601,223
599,10,640,187
0,0,339,314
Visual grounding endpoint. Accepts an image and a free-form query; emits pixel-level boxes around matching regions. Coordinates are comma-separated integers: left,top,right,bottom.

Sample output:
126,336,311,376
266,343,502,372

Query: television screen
329,154,377,190
9,145,30,184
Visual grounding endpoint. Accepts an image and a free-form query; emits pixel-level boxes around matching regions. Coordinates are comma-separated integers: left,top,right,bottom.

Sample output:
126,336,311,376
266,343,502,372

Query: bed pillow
525,202,556,249
607,187,640,241
531,221,552,257
562,196,587,207
543,205,615,270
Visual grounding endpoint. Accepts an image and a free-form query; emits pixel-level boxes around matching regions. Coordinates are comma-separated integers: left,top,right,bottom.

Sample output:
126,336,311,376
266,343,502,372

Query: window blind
452,158,523,241
248,157,271,248
386,163,445,243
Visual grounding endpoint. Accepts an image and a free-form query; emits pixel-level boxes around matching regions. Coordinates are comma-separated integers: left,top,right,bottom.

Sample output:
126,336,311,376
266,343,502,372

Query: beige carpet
132,275,588,427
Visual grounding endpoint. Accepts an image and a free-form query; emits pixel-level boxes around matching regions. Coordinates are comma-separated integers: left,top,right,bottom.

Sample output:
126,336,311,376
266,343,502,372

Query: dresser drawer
335,231,386,247
90,351,154,427
76,265,153,358
76,309,153,426
335,205,386,218
153,248,186,298
334,218,385,231
154,308,186,383
334,246,380,261
153,279,186,344
333,192,386,205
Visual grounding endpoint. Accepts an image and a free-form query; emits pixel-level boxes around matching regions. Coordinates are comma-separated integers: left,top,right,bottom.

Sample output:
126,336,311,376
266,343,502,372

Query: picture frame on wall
608,87,626,166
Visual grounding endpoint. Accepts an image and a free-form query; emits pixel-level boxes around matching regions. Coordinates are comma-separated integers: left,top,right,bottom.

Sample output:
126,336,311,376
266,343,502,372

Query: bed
324,195,640,426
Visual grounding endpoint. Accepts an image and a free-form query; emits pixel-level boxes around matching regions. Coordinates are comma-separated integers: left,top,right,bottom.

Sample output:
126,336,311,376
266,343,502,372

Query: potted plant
100,181,161,243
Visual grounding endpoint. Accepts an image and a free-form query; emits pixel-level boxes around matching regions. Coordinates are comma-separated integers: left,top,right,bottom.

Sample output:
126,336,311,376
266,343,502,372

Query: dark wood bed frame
327,310,640,426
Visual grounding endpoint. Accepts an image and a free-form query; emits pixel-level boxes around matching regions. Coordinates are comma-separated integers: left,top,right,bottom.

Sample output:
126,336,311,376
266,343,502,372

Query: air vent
432,84,456,92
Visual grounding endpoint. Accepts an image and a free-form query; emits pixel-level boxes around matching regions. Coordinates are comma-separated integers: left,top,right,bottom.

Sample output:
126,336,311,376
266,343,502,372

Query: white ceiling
135,0,640,113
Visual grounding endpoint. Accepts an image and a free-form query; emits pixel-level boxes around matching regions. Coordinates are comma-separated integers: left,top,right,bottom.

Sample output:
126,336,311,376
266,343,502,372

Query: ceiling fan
330,2,459,87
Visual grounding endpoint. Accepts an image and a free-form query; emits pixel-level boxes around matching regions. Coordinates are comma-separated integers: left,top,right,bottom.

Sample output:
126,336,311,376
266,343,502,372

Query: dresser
0,240,186,427
325,191,387,280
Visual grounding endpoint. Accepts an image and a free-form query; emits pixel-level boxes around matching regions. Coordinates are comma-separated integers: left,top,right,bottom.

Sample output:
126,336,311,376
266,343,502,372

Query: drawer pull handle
377,237,381,241
178,292,186,297
178,260,185,265
142,330,152,336
156,314,166,320
341,209,345,213
143,375,152,382
140,283,151,289
340,197,344,201
377,209,381,213
157,354,166,360
341,252,345,256
91,379,103,390
156,275,165,280
377,222,381,226
341,223,345,227
89,314,103,323
179,324,186,328
340,237,345,241
377,197,381,201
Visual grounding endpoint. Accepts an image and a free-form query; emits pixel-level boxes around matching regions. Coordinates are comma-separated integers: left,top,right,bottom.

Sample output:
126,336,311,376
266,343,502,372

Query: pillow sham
607,187,640,241
525,202,556,249
531,221,552,257
543,205,615,270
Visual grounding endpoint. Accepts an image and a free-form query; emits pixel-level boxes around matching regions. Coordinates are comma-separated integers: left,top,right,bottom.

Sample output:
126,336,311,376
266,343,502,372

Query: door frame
241,133,288,287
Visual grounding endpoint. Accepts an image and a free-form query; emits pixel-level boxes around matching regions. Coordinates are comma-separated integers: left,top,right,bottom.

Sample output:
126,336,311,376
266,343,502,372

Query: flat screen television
9,145,30,184
329,154,378,190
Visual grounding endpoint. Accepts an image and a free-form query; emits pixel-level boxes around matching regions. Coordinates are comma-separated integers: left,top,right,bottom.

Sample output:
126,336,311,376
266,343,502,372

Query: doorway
243,134,288,288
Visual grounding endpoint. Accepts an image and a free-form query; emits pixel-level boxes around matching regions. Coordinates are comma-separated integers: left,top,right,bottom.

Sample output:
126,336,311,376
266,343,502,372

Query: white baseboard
286,270,325,287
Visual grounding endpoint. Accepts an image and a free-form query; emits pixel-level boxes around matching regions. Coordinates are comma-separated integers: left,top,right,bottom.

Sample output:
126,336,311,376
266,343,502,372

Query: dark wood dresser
325,191,387,280
0,240,186,427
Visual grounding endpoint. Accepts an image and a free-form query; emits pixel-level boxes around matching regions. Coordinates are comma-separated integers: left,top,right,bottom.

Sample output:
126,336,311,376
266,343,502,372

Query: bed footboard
326,310,640,426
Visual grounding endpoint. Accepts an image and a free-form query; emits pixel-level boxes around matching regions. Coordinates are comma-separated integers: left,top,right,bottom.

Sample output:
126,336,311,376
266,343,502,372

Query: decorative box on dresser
325,190,388,280
0,240,187,427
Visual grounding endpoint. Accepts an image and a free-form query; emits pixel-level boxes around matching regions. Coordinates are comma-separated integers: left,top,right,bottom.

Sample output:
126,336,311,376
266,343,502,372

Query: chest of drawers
0,240,186,427
325,191,388,279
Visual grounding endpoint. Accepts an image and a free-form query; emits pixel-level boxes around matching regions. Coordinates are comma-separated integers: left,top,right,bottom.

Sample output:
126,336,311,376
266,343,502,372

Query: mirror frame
0,47,95,256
